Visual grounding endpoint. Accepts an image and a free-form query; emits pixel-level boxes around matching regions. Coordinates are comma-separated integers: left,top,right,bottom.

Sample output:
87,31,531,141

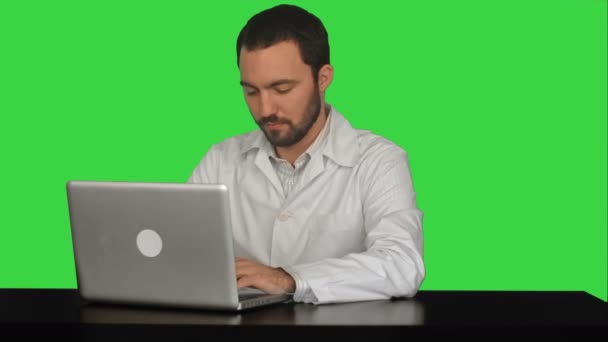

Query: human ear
317,64,334,92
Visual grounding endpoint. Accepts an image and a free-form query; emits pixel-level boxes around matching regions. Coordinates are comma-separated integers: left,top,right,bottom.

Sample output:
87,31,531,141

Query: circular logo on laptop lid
136,229,163,257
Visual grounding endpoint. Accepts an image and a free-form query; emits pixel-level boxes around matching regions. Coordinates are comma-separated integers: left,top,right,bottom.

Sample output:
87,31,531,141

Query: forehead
239,40,312,84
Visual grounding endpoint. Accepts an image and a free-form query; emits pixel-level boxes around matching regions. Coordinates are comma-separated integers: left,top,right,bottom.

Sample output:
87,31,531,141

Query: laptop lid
66,181,290,311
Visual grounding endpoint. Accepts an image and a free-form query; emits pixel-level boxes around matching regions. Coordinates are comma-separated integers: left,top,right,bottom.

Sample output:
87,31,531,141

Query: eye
243,87,258,96
275,87,292,94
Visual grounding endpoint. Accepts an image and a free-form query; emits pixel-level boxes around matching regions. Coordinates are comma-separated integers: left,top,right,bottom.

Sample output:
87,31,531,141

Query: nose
258,91,277,118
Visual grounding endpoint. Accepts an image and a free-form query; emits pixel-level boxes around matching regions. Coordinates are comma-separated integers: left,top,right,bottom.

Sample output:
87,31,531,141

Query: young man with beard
188,4,425,304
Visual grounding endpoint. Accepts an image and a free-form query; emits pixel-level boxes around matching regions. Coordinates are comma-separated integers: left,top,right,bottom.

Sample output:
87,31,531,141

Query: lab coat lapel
299,154,325,192
253,148,285,199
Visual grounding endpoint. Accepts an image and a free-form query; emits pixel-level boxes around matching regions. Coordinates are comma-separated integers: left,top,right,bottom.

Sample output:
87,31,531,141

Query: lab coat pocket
310,212,366,258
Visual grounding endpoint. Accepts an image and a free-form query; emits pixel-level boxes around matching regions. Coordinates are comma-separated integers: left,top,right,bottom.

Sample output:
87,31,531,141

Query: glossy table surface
1,289,606,340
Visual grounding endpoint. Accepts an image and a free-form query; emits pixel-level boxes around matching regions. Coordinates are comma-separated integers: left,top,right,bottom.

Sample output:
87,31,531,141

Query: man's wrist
277,267,296,293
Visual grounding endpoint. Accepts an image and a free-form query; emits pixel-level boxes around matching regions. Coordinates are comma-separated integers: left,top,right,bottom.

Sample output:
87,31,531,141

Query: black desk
1,289,605,340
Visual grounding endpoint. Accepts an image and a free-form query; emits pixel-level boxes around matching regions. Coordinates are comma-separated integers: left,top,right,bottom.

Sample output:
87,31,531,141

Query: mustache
257,115,291,126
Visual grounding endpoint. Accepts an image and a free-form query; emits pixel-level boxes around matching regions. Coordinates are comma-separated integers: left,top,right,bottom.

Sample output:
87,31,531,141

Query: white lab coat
188,106,425,304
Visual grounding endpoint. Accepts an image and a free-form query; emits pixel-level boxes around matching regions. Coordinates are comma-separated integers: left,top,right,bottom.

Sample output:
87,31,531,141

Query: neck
275,104,328,165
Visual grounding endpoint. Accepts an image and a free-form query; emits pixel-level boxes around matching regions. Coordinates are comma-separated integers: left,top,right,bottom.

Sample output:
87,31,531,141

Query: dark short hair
236,4,330,82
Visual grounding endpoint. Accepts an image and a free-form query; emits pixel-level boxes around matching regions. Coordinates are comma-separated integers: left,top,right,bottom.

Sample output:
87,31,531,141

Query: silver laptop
66,180,291,311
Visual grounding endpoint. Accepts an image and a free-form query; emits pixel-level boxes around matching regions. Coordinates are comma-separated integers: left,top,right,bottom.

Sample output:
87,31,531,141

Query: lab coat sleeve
187,145,219,184
285,147,425,304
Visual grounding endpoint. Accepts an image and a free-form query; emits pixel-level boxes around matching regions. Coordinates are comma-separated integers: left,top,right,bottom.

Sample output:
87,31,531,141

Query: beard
256,89,322,148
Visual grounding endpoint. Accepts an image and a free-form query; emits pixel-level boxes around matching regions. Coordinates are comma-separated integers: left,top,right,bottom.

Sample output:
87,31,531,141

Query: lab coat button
278,212,289,222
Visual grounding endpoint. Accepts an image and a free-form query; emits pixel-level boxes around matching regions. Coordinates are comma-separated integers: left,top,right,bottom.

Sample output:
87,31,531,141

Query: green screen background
1,0,606,301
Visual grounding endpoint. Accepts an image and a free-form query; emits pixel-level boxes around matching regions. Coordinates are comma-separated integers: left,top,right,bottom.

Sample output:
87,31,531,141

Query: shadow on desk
79,297,425,326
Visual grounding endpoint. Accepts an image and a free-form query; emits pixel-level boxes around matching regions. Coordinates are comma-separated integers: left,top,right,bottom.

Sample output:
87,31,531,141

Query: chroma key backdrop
0,1,606,301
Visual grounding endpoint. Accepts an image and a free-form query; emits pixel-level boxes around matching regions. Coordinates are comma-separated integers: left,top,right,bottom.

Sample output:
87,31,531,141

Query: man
188,4,424,304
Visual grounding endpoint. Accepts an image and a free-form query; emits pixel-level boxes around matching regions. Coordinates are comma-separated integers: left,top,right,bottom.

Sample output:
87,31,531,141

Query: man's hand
235,257,296,295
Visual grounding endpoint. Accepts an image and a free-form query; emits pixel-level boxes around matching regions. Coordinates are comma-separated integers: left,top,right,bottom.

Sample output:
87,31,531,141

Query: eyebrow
239,79,298,90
